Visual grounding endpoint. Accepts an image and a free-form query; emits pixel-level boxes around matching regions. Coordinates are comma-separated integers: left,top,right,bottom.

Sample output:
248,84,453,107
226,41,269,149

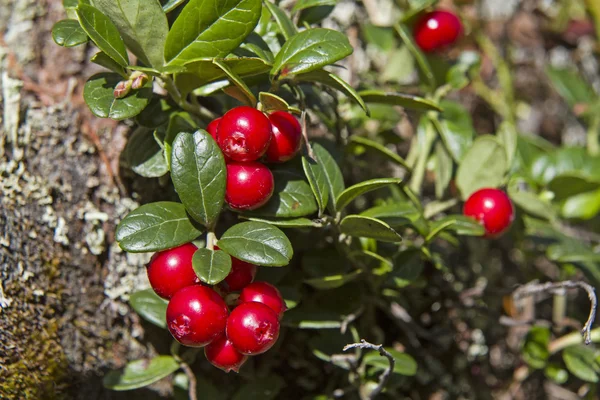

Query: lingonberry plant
54,0,600,398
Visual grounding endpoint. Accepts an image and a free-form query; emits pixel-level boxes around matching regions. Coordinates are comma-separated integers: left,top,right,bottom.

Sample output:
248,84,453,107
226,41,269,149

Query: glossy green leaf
271,28,353,78
547,241,600,262
192,248,232,285
546,66,596,108
164,112,196,168
124,127,168,178
336,178,403,211
236,32,275,63
259,92,290,112
427,215,485,241
243,216,316,228
507,177,554,220
456,136,508,199
76,4,129,66
63,0,79,8
171,130,226,228
530,147,600,185
434,101,475,162
232,375,285,400
361,202,423,230
304,270,362,290
349,136,409,169
90,51,127,77
522,326,550,369
103,356,180,390
302,154,329,215
263,0,297,40
548,174,600,201
340,215,402,242
116,202,203,252
434,141,452,199
135,97,171,129
359,90,442,112
162,0,186,12
394,22,435,88
561,188,600,220
165,0,262,65
297,4,335,24
388,249,423,288
217,221,293,266
83,73,152,120
563,345,600,383
293,0,336,12
129,289,168,329
364,349,417,376
313,143,345,214
213,59,257,106
245,168,318,218
52,19,88,47
284,307,344,329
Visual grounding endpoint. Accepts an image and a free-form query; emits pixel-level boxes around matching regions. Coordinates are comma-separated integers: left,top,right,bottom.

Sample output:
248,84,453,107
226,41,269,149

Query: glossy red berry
217,106,272,162
204,335,248,373
214,246,257,292
265,111,302,163
166,285,228,347
207,117,221,142
239,282,286,319
147,243,199,299
413,10,463,53
463,188,515,238
226,302,280,355
225,162,274,210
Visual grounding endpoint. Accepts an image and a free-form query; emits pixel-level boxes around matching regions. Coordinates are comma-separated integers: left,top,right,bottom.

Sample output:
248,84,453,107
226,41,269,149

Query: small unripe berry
204,335,248,373
413,10,463,53
265,111,302,163
463,188,515,238
166,285,228,347
207,117,222,142
226,302,280,355
147,243,199,299
239,282,286,319
217,106,272,162
225,162,274,211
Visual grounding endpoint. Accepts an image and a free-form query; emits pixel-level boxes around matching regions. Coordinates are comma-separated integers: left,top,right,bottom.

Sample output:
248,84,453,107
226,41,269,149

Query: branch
179,362,197,400
343,339,395,399
513,280,597,344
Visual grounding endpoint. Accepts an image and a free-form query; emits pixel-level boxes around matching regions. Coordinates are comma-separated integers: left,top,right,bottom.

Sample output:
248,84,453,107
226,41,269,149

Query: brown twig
343,339,395,399
179,362,197,400
513,280,597,344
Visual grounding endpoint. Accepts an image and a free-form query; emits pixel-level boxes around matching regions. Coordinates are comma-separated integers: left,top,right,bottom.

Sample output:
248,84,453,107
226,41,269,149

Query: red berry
214,246,257,291
226,302,280,355
463,188,515,238
239,282,286,319
204,335,248,373
147,243,199,299
413,10,463,53
207,117,221,142
217,106,272,162
265,111,302,163
225,162,274,210
166,285,228,347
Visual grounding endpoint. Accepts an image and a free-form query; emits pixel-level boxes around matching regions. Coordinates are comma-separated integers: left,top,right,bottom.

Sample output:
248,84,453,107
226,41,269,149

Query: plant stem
409,118,436,195
206,231,216,250
160,76,216,122
179,362,197,400
343,340,395,399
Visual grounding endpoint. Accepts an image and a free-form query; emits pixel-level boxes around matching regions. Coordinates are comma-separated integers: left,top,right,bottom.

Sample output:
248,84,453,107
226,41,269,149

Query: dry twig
343,339,395,399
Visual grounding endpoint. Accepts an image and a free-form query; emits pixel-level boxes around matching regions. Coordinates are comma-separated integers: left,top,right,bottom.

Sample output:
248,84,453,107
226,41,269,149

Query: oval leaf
304,270,362,290
103,356,180,391
192,248,232,285
427,215,485,241
336,178,403,211
563,345,600,383
52,19,88,47
259,92,290,113
217,221,293,266
456,136,508,199
433,100,475,162
129,289,168,329
84,73,152,120
313,143,345,214
91,51,127,77
263,0,297,40
302,154,329,216
76,4,129,66
116,202,203,252
349,135,409,168
364,349,417,376
339,215,403,242
124,127,168,178
165,0,262,65
243,216,317,228
358,90,442,112
271,28,353,78
171,130,226,228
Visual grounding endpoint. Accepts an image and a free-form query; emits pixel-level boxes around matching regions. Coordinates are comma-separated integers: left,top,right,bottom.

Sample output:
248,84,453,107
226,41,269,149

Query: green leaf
135,97,171,129
427,215,485,241
83,73,152,120
103,356,180,390
90,51,127,77
349,136,409,169
243,216,316,228
271,28,353,78
497,122,518,168
213,59,257,106
164,0,262,66
340,215,403,242
129,289,168,329
259,92,290,112
162,0,186,12
91,0,168,68
263,0,297,40
507,177,554,220
358,90,442,112
236,32,275,63
313,143,344,214
304,270,362,290
295,70,369,115
364,349,417,376
76,4,129,67
217,221,293,266
116,202,203,252
544,364,569,385
292,0,336,12
394,22,435,88
124,127,168,178
388,249,423,288
561,189,600,220
336,178,403,211
547,241,600,263
434,141,452,198
456,136,508,199
192,248,232,285
171,131,226,228
522,326,550,369
164,112,197,168
361,202,423,230
433,101,475,162
563,345,600,383
548,174,600,201
232,375,285,400
302,154,329,216
63,0,79,8
546,66,596,108
52,19,88,47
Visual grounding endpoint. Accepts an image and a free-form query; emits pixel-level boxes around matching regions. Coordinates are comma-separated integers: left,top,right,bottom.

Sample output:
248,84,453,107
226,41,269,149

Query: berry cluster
146,243,287,373
207,106,303,211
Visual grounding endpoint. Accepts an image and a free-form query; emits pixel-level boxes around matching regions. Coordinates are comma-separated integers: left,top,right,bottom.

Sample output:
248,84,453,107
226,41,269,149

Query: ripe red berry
239,282,286,319
463,188,515,238
265,111,302,163
204,335,248,373
147,243,199,299
214,245,257,291
207,117,221,142
166,285,228,347
217,106,272,162
225,162,274,210
226,302,280,355
413,10,463,53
